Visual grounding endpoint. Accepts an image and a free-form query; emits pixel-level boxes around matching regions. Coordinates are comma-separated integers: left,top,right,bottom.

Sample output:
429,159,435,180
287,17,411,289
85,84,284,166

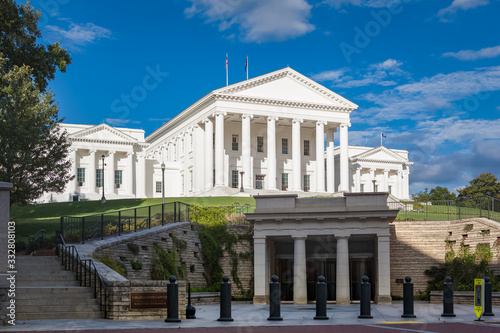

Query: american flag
245,57,247,72
381,133,387,138
226,53,228,70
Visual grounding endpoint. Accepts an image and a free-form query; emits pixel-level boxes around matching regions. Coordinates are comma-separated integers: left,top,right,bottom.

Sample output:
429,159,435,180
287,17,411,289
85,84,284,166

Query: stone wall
390,218,500,297
430,291,500,305
0,182,13,326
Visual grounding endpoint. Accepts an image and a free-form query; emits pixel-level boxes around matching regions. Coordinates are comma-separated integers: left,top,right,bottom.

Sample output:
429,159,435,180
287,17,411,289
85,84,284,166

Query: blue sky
29,0,500,195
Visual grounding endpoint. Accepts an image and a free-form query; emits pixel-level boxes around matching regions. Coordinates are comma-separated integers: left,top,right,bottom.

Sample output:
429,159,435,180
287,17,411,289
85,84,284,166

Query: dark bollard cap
362,276,369,283
222,275,229,283
169,275,177,283
405,276,412,283
318,275,326,283
271,275,279,283
444,276,451,283
484,276,490,283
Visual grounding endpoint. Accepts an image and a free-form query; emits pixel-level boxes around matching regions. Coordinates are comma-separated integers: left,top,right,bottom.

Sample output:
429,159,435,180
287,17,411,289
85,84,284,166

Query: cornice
71,123,138,143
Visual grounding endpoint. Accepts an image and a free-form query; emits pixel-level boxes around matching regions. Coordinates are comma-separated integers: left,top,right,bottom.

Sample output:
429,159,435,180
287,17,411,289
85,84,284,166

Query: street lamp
240,171,245,193
161,162,165,204
101,154,106,204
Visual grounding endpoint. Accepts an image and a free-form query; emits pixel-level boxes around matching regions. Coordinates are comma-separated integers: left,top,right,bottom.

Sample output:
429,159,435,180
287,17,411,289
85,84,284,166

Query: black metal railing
224,203,254,225
389,196,500,222
57,233,109,318
60,201,190,243
28,229,46,249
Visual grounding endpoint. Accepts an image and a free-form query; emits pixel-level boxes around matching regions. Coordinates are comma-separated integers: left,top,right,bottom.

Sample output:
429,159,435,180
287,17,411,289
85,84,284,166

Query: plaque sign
130,291,168,310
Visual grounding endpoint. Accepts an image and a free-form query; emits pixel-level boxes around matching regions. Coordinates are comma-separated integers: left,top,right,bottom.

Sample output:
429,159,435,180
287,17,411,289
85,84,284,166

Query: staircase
16,256,103,320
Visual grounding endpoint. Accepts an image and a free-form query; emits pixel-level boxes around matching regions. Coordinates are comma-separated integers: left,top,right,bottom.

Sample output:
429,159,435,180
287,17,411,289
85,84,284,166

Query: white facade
47,67,411,202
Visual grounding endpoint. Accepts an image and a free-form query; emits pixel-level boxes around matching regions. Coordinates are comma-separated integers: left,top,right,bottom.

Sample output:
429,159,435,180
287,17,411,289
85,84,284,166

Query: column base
376,295,392,305
253,295,268,305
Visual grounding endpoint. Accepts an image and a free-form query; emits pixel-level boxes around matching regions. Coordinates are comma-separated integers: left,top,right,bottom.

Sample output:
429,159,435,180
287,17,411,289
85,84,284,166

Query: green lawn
395,203,500,222
11,196,255,243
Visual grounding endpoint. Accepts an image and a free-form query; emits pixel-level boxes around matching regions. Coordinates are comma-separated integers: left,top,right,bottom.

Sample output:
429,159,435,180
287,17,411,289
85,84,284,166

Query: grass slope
12,196,255,242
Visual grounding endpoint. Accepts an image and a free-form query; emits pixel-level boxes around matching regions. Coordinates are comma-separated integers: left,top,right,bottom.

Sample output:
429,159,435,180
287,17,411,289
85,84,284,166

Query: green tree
428,186,456,201
411,188,431,202
0,0,72,205
458,173,500,200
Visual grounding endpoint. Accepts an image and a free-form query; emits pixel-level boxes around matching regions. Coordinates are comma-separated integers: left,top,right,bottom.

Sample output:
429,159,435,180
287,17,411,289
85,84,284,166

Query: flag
244,57,248,72
381,133,387,138
225,53,228,70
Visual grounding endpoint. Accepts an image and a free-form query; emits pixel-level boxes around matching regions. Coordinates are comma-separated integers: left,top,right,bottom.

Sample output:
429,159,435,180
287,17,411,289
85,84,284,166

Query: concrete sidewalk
1,302,500,332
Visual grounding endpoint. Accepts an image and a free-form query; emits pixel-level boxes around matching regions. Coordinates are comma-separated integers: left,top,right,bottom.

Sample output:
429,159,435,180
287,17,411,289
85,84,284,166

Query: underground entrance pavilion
245,193,399,305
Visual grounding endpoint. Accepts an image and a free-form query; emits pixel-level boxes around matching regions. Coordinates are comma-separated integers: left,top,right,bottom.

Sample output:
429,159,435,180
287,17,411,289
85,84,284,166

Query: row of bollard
164,274,496,322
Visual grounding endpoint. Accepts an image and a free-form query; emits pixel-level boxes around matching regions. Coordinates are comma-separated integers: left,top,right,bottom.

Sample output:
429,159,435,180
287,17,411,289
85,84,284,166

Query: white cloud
438,0,489,20
311,69,345,82
184,0,315,42
105,118,140,126
443,45,500,61
149,118,172,123
323,0,404,8
45,22,112,48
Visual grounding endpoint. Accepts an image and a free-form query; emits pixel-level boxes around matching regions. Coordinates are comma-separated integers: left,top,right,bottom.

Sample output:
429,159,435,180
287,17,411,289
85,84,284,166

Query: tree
411,188,430,202
0,0,72,205
458,173,500,200
428,186,456,201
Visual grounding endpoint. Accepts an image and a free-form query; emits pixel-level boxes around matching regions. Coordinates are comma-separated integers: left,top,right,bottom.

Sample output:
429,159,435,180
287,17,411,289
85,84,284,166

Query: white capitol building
47,67,412,202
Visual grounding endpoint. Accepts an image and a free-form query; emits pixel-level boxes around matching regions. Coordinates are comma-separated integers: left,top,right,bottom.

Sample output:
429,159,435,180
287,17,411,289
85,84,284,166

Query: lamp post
372,179,376,193
240,171,245,193
101,154,106,204
161,162,165,204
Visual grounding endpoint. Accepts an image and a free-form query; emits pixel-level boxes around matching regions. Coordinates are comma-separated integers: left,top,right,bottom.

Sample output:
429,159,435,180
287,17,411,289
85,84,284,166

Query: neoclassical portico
246,193,398,305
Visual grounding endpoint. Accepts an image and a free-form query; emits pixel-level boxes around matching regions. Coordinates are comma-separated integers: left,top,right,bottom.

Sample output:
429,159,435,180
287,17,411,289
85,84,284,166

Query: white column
402,170,409,199
315,121,326,192
336,236,350,304
253,237,268,305
355,167,361,192
107,151,115,195
214,112,225,187
293,236,307,304
266,117,278,190
383,169,389,192
88,149,96,194
184,131,190,194
242,114,252,189
377,235,392,304
292,118,302,191
69,149,77,195
204,118,214,190
339,123,350,192
397,170,402,199
136,153,146,198
370,168,376,192
326,128,335,193
126,152,134,195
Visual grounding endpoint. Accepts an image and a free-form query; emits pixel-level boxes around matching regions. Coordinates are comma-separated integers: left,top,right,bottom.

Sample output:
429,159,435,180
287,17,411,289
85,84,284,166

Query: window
360,184,365,192
257,136,264,153
282,173,288,191
255,175,265,189
77,168,85,183
388,185,392,194
115,170,122,185
304,140,310,156
282,138,288,154
303,175,310,192
96,169,103,187
190,170,193,191
232,135,239,151
156,181,162,193
232,170,239,188
374,185,378,192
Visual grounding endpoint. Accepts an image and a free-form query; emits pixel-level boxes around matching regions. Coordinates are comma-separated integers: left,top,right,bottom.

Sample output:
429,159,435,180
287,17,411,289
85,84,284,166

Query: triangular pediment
214,67,358,110
70,124,138,143
351,146,409,164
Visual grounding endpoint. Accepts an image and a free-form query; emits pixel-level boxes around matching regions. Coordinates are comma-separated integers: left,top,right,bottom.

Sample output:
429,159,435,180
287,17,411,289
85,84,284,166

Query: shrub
127,242,140,255
93,253,127,277
131,260,143,270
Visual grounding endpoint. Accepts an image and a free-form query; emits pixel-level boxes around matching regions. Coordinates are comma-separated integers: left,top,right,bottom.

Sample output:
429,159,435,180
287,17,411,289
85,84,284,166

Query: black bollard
165,275,181,322
314,275,329,320
358,276,373,319
218,275,234,321
402,276,416,318
268,275,283,321
441,276,456,317
186,282,196,319
483,276,495,316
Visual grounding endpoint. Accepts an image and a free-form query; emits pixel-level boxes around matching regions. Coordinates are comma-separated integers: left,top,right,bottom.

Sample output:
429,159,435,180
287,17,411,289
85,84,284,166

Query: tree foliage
411,186,456,202
0,0,72,205
458,173,500,200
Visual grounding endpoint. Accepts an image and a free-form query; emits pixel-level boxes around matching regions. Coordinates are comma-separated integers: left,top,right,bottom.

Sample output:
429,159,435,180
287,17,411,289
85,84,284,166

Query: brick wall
390,218,500,297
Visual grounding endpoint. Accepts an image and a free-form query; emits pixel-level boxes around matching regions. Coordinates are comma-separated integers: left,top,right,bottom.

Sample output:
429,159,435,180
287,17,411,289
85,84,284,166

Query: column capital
291,235,307,240
370,168,376,173
339,122,351,128
126,151,134,156
292,118,303,124
203,117,212,124
383,168,390,173
213,111,227,117
89,149,97,154
267,116,279,122
242,114,254,120
316,120,327,127
108,150,116,155
336,235,350,240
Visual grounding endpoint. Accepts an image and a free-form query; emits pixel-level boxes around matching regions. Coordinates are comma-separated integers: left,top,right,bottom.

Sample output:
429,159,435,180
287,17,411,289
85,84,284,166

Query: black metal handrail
60,201,191,243
57,233,110,318
28,229,46,248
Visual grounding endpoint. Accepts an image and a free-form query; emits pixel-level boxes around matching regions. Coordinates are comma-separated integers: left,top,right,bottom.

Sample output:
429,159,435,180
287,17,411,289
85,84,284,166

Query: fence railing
60,201,190,243
56,234,109,318
224,203,255,225
389,196,500,222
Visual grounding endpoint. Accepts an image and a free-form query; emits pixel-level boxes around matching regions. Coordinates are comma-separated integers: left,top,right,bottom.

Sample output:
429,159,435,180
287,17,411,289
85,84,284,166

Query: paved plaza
1,302,499,332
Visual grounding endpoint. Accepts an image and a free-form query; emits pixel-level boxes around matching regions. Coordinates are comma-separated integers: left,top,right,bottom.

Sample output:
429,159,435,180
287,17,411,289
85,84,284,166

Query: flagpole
246,56,249,80
226,53,228,86
381,133,382,146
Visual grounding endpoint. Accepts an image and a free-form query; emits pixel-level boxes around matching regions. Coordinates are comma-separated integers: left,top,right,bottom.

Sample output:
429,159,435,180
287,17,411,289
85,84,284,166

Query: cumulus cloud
323,0,405,8
105,118,141,126
45,22,112,49
184,0,315,42
443,45,500,61
438,0,489,20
